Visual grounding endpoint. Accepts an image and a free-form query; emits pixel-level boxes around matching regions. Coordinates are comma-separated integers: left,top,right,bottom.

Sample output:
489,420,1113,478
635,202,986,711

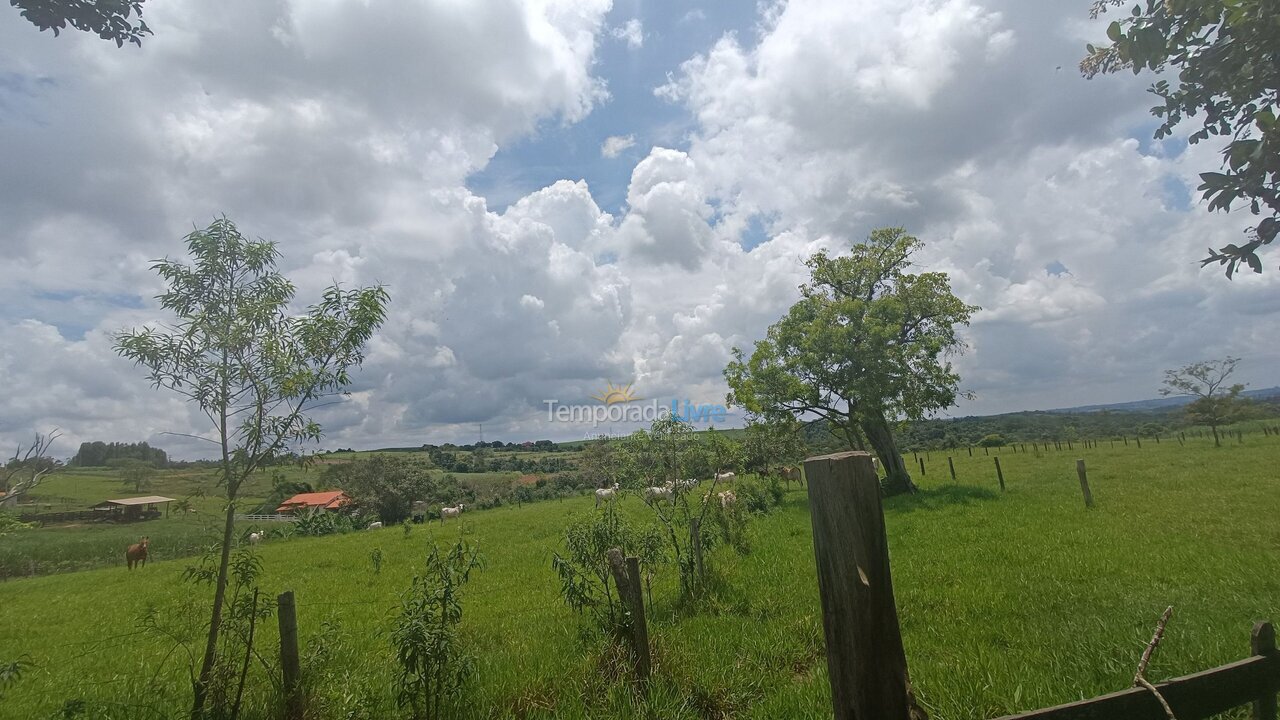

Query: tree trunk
192,499,237,718
859,414,917,496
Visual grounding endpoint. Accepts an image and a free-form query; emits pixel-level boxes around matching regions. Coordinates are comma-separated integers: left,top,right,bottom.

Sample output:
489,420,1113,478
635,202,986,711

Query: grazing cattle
643,485,674,503
367,521,383,530
782,466,802,483
441,504,465,522
673,478,698,492
125,537,150,570
248,532,262,545
714,471,736,483
718,490,737,508
594,483,620,508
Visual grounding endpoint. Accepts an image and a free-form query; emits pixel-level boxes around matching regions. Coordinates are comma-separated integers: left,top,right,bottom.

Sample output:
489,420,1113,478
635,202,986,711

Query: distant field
1,433,1277,719
3,460,543,578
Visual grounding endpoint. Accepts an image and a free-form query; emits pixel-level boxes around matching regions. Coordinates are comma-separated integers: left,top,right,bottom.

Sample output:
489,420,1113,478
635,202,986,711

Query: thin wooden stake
994,457,1005,492
947,456,956,481
1133,606,1177,720
690,517,705,583
1076,459,1094,508
278,591,302,720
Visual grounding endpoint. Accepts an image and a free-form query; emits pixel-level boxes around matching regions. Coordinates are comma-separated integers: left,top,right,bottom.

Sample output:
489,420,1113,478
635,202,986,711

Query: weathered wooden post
1076,459,1094,508
947,456,956,481
1253,622,1277,720
917,456,926,476
1136,436,1142,449
994,457,1005,492
967,446,972,457
277,591,302,720
802,451,920,720
607,549,652,684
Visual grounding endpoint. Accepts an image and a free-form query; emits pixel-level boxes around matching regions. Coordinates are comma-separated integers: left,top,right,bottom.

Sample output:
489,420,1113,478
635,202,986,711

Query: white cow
248,531,262,545
673,478,699,492
717,490,737,508
714,471,736,483
441,504,465,522
594,483,620,508
643,485,674,503
367,521,383,530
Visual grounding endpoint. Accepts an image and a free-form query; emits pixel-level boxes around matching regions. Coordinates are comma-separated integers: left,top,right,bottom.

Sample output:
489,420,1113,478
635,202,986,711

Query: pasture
1,435,1278,719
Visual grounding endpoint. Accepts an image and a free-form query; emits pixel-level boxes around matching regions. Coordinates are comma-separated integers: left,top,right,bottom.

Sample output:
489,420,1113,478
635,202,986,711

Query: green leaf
1107,21,1123,42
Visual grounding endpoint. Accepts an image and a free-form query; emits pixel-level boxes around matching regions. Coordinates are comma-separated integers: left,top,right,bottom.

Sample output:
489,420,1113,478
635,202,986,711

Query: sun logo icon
592,381,641,405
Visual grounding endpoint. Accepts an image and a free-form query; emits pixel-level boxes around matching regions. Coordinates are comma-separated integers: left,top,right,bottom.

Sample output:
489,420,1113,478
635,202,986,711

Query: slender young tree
1159,356,1247,447
726,228,978,495
114,218,389,717
2,430,62,506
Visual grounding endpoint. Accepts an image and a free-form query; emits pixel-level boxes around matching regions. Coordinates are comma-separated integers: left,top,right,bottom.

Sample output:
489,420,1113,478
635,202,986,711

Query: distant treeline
69,441,168,467
424,447,574,474
802,397,1280,453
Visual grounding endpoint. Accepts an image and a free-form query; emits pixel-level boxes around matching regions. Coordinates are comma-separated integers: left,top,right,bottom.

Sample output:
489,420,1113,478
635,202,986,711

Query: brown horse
126,536,150,570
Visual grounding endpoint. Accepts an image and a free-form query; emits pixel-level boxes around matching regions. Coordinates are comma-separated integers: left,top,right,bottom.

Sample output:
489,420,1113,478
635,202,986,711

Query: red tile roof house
275,490,353,514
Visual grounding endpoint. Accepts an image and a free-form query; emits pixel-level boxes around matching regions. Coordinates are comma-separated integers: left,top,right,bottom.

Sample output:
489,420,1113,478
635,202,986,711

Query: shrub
551,504,664,633
392,538,483,720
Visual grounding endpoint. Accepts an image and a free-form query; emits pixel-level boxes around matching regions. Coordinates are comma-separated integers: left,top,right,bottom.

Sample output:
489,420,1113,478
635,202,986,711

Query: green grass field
1,435,1277,719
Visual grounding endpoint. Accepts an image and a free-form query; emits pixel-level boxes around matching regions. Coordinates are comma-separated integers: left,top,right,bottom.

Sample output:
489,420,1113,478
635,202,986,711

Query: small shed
90,495,177,521
276,490,353,514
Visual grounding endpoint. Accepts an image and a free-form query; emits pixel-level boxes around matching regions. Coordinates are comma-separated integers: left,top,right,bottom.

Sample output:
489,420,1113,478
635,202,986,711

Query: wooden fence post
1076,459,1094,508
948,456,956,481
607,550,652,685
918,456,926,476
802,451,919,720
994,457,1005,492
968,447,973,457
1136,436,1142,449
1254,622,1277,720
278,591,302,720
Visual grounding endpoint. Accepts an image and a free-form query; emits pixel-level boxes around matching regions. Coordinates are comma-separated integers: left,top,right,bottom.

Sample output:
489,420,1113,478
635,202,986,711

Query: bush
551,505,664,633
392,538,483,720
978,434,1006,448
734,476,782,515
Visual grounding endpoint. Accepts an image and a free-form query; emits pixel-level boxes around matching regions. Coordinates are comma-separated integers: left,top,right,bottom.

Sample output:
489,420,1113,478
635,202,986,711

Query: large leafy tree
114,218,389,717
1082,0,1279,277
325,455,460,525
9,0,151,47
725,228,978,496
741,417,807,476
1159,356,1248,446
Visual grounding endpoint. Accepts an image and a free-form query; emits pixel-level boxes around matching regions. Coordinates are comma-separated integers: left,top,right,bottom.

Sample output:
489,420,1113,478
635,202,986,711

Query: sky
2,0,1277,460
